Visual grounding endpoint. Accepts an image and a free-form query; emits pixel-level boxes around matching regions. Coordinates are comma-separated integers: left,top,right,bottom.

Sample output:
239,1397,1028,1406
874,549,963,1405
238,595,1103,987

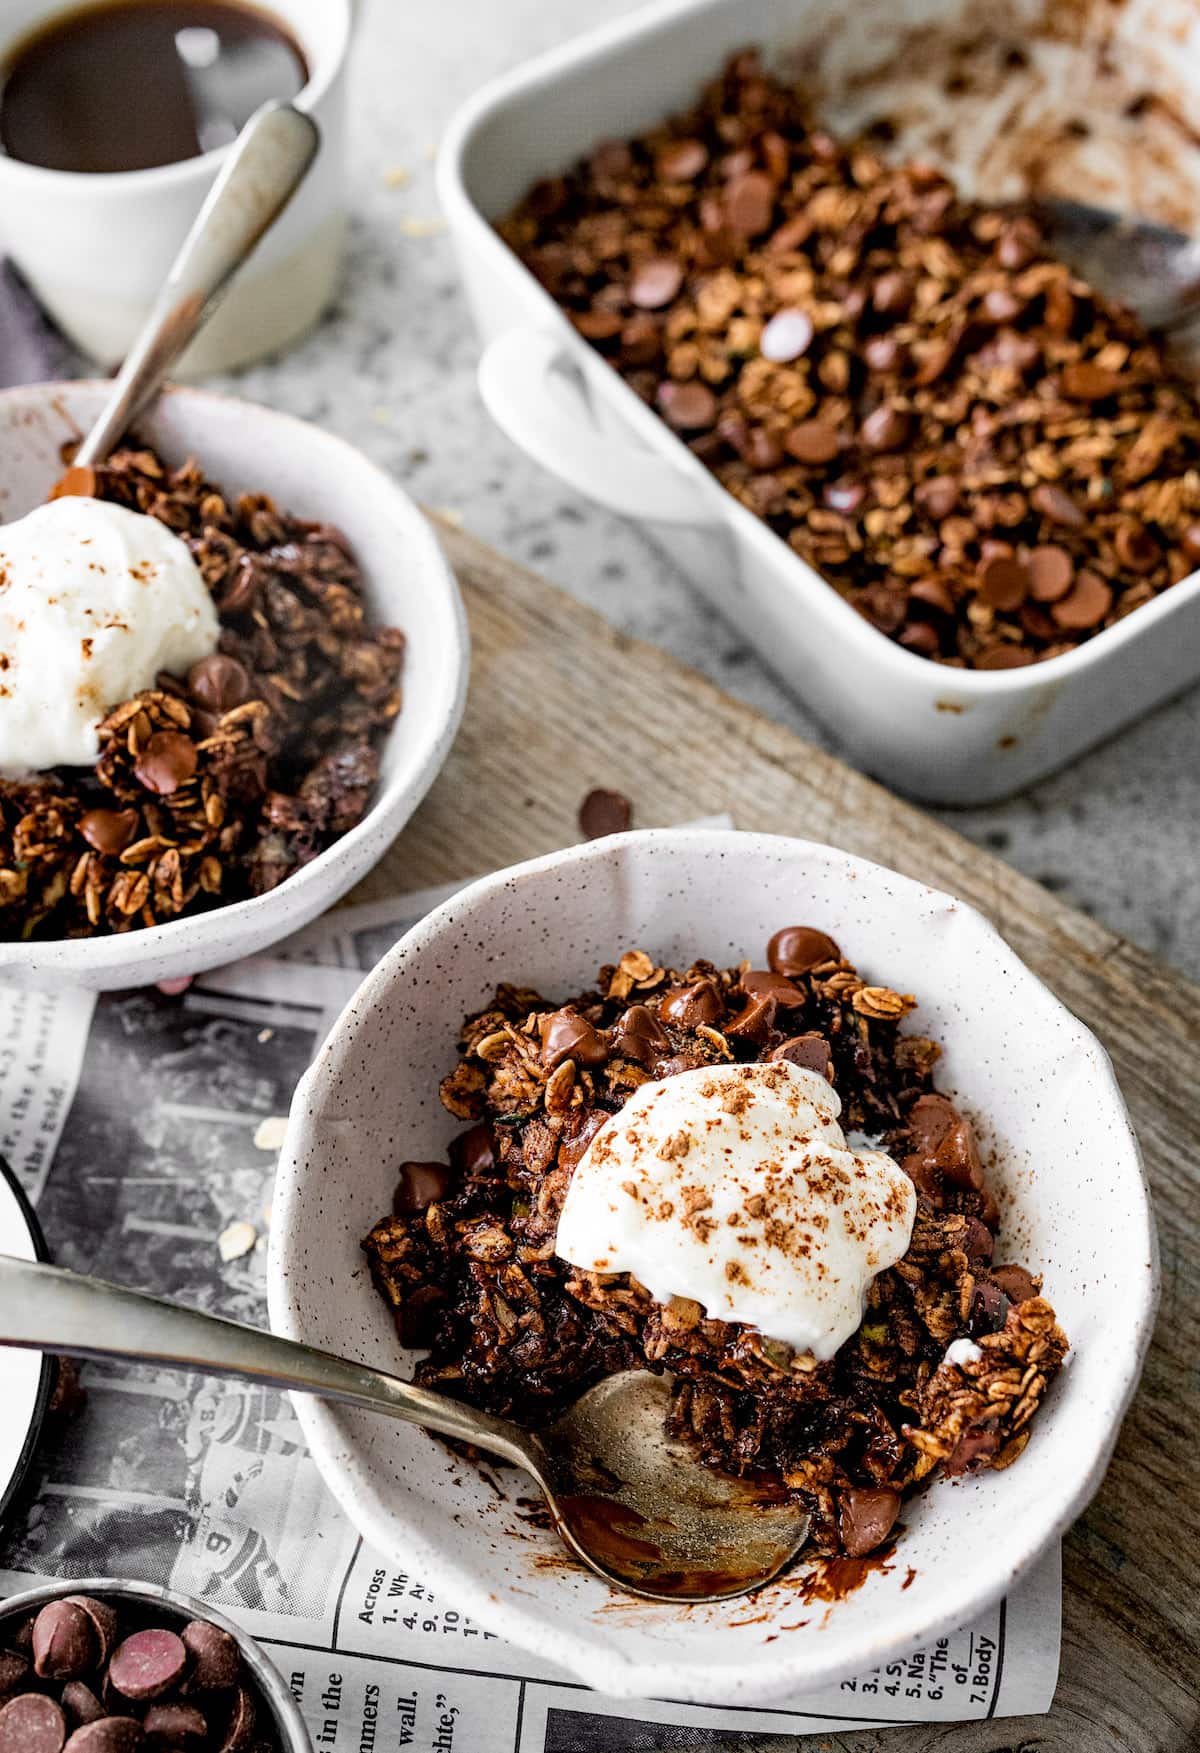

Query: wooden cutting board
356,517,1198,1753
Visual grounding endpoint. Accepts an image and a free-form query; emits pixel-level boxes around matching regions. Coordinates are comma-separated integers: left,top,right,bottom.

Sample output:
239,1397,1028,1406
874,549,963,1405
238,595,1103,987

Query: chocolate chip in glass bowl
0,1693,66,1753
60,1684,104,1730
180,1620,241,1693
32,1602,96,1681
142,1702,208,1748
107,1629,187,1702
64,1720,144,1752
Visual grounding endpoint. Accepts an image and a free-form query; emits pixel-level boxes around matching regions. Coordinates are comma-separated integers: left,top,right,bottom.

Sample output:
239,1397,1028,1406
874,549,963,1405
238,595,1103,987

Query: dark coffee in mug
0,0,308,174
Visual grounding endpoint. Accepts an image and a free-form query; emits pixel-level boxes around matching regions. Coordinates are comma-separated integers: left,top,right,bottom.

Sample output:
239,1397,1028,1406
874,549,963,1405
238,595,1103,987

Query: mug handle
477,326,715,526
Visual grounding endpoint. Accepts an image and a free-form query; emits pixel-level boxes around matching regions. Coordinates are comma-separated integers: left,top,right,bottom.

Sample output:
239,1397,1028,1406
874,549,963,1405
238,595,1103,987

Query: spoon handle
73,101,320,469
0,1254,535,1471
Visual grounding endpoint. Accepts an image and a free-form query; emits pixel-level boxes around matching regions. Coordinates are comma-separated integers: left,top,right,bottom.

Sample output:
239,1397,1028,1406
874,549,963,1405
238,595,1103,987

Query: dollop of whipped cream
555,1059,917,1360
0,496,218,776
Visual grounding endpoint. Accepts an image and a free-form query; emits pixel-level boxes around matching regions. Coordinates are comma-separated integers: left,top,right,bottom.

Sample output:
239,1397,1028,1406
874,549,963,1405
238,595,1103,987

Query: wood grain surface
356,517,1199,1753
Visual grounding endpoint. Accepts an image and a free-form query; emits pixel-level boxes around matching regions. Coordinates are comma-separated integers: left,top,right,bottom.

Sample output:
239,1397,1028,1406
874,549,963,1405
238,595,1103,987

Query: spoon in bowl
0,1253,810,1603
55,97,319,491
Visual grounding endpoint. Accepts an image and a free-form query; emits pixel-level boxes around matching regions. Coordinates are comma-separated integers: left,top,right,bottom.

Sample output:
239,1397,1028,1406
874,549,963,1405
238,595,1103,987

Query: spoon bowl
1031,196,1200,337
0,1255,808,1603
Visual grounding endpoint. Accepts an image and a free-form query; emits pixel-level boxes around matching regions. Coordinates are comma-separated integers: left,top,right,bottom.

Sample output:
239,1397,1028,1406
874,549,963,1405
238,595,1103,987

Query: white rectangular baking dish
438,0,1200,804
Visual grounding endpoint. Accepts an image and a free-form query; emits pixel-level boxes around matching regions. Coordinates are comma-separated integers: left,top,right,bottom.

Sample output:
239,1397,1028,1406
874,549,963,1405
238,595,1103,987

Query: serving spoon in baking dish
0,1255,810,1603
1030,196,1200,337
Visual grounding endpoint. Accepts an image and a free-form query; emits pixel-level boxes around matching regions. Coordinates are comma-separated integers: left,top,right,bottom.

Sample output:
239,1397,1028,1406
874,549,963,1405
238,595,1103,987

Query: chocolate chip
656,138,708,181
960,1214,995,1263
1113,521,1159,573
767,925,840,975
862,334,903,373
573,308,624,342
1031,482,1085,528
823,478,866,514
143,1703,207,1748
216,553,261,615
397,1283,445,1348
908,575,956,616
991,1263,1039,1303
79,809,138,856
898,620,941,656
188,654,250,714
448,1122,496,1178
996,221,1038,270
768,1033,834,1079
0,1694,65,1751
658,979,723,1027
1051,568,1112,629
724,991,777,1042
943,1424,1000,1476
33,1603,95,1681
393,1162,452,1214
63,1722,143,1753
578,787,632,839
1061,361,1123,400
975,645,1034,669
837,1486,900,1556
860,404,910,452
745,427,784,469
656,380,717,430
976,554,1029,611
871,271,912,315
741,969,804,1006
215,1685,257,1753
1181,524,1200,564
0,1654,28,1701
981,286,1022,324
108,1630,186,1702
759,308,814,363
968,1281,1010,1336
1027,544,1074,602
180,1622,240,1693
785,421,841,465
133,732,197,796
629,258,683,310
539,1010,608,1070
725,170,775,237
610,1004,671,1065
60,1686,104,1730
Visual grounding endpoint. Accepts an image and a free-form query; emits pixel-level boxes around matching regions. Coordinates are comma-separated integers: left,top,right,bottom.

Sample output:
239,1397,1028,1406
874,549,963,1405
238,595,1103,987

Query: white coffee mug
0,0,352,373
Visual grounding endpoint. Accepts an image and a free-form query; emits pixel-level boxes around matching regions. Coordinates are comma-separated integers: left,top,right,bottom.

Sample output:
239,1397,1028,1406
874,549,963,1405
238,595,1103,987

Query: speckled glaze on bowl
269,829,1157,1706
0,382,468,990
0,1577,310,1750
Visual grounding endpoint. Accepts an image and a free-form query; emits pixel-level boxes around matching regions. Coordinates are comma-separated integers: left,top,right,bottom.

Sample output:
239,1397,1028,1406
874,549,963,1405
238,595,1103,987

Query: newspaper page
0,843,1062,1747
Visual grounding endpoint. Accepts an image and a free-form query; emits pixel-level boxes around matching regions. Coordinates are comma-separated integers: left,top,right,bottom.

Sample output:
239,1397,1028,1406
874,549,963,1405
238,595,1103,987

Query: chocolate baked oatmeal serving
0,449,404,940
364,925,1068,1561
499,51,1200,670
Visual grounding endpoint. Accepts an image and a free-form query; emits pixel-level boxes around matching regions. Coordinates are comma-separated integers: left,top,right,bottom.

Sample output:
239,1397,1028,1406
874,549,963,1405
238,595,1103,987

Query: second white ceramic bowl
0,382,469,989
269,828,1157,1705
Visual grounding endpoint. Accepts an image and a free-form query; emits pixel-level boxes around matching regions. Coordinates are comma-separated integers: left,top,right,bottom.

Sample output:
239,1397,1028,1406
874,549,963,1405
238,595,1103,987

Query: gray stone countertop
220,0,1199,982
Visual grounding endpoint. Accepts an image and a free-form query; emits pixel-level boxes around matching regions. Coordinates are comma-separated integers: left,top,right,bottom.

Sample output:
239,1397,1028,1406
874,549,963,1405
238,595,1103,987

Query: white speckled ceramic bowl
0,382,468,990
269,829,1157,1705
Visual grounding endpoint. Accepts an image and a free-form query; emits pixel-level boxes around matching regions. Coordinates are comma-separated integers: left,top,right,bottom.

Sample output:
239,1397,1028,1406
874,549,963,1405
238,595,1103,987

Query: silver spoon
60,99,319,482
0,1253,809,1603
1031,197,1200,336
